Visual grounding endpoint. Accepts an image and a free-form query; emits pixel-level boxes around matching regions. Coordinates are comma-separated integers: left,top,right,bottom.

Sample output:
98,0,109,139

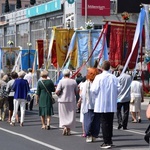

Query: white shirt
24,72,33,88
90,70,120,113
131,80,142,98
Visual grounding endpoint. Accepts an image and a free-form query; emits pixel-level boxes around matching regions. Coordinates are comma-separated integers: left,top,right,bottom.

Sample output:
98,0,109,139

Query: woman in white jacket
81,68,100,143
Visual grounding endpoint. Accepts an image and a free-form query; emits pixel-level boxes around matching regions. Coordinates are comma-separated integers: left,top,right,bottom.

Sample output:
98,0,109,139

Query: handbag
146,101,150,120
130,95,135,104
40,80,56,104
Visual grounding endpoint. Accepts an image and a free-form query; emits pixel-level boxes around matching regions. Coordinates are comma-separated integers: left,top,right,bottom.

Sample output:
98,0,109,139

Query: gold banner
55,29,77,68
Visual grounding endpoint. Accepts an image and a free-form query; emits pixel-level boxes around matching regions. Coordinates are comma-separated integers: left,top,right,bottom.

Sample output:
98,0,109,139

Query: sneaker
86,136,92,143
100,143,111,149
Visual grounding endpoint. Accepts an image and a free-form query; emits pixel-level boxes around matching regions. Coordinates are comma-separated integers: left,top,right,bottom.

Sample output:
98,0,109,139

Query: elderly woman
55,69,78,135
36,70,55,130
10,71,30,127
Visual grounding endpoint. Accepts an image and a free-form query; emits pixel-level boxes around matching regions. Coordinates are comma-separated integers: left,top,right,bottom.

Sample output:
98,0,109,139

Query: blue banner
77,31,89,67
21,50,36,71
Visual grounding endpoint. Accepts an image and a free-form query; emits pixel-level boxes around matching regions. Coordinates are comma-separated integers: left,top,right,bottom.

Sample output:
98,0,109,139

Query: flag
109,21,139,70
51,40,57,68
21,50,36,70
55,29,74,68
122,7,145,73
36,40,44,69
77,30,104,67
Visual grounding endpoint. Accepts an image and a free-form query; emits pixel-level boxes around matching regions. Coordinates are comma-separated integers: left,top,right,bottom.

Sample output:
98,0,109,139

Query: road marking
0,127,63,150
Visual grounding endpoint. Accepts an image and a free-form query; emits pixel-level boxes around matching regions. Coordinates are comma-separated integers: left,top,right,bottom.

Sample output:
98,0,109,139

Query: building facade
0,0,44,14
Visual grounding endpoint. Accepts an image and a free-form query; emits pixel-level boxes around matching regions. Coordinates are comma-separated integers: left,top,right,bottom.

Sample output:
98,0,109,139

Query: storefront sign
26,0,61,18
82,0,110,16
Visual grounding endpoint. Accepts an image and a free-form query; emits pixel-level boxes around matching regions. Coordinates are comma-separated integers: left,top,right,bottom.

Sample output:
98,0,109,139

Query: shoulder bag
40,80,56,104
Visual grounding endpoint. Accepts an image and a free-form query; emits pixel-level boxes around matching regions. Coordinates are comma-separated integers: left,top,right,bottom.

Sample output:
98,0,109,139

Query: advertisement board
82,0,110,16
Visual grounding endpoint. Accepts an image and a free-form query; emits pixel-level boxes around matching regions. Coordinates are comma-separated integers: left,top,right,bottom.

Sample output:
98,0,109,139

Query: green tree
30,0,36,5
16,0,22,9
4,0,10,13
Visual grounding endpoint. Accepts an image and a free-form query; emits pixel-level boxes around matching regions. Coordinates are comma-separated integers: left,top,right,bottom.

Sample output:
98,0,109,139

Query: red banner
51,40,57,68
82,0,110,16
36,40,44,69
109,21,139,70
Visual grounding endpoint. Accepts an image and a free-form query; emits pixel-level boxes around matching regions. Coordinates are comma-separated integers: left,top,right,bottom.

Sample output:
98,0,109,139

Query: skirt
59,102,76,129
130,97,141,112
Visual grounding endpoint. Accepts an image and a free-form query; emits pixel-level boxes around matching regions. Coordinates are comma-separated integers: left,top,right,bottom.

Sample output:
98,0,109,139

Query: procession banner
76,30,104,67
109,21,138,70
21,50,36,70
51,40,57,68
36,40,44,69
55,29,76,68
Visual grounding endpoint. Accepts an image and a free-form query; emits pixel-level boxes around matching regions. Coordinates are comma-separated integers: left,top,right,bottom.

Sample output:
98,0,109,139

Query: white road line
0,127,63,150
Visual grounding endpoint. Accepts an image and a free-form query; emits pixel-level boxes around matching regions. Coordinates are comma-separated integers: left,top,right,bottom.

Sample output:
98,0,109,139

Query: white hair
62,69,70,76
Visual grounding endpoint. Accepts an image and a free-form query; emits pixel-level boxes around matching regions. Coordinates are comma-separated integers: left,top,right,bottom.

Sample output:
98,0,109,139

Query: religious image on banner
77,31,89,67
2,47,20,73
109,21,139,70
55,29,75,68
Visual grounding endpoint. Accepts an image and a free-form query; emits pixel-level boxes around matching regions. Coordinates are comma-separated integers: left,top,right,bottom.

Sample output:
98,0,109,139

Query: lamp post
27,42,32,68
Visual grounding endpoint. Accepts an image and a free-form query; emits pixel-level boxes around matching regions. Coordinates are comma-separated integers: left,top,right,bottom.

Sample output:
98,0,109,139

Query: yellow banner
55,29,77,68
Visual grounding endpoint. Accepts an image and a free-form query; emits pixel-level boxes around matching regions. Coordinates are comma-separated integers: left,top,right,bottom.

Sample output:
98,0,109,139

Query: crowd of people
0,60,146,149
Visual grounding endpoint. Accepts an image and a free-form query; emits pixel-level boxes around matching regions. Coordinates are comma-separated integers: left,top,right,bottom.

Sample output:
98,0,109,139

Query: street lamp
27,42,32,68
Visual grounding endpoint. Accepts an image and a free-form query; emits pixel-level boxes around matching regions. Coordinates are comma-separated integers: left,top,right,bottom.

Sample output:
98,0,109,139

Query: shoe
81,133,86,137
46,126,50,130
62,128,67,135
66,129,71,135
41,125,46,129
100,143,111,149
20,123,23,127
123,127,128,130
138,119,141,123
118,124,122,130
10,122,15,126
86,136,92,143
132,120,137,123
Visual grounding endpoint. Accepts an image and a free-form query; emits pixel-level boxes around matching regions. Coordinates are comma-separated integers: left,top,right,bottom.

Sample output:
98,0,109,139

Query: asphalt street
0,97,150,150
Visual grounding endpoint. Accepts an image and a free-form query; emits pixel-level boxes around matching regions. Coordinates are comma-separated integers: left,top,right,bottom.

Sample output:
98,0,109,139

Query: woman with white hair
55,69,78,135
10,70,30,127
36,70,55,130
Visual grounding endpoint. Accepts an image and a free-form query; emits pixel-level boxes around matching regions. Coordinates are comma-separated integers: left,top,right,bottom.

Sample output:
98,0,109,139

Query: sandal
82,133,86,137
41,125,46,129
46,126,50,130
62,128,67,135
132,120,137,123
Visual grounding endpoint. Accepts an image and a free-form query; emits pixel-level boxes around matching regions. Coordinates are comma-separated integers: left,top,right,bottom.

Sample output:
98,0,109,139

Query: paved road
0,97,150,150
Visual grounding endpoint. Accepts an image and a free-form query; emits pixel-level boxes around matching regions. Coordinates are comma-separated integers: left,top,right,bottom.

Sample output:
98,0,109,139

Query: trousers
11,99,26,123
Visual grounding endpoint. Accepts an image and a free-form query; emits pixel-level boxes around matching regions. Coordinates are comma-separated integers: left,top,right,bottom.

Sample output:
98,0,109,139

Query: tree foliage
16,0,22,9
30,0,36,5
4,0,10,13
